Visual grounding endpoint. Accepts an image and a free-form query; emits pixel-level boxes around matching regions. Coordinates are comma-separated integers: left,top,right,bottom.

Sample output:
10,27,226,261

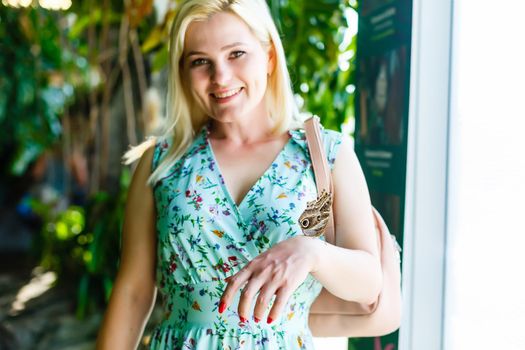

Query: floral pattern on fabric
149,124,342,350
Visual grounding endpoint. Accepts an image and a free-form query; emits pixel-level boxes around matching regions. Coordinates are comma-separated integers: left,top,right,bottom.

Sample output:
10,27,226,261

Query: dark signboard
352,0,412,349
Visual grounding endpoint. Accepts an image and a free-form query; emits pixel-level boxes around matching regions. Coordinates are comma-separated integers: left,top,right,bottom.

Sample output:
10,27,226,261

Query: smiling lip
210,87,243,103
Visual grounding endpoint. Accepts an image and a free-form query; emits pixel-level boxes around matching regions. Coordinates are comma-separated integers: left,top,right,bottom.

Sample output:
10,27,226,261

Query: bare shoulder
118,143,157,281
332,135,360,176
332,135,379,258
123,143,156,234
130,143,156,188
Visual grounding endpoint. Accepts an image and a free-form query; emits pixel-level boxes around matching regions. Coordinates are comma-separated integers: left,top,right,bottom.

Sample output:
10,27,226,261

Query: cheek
251,71,269,95
186,66,206,84
181,74,206,111
188,71,210,97
239,61,268,92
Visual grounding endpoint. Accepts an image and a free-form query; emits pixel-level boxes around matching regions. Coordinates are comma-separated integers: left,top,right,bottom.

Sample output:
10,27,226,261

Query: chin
206,114,233,124
209,109,245,124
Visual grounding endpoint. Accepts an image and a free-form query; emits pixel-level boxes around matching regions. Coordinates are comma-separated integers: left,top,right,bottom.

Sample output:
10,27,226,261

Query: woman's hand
219,236,321,324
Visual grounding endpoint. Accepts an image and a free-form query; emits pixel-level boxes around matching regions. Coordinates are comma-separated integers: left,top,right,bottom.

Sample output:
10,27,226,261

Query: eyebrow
185,42,247,58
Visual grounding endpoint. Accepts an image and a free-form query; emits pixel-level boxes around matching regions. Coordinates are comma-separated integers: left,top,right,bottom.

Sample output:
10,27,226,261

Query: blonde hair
123,0,301,184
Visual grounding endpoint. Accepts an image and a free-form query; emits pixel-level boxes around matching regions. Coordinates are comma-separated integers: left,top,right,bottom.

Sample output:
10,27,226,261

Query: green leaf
103,276,113,302
152,45,169,72
76,274,90,319
141,25,165,53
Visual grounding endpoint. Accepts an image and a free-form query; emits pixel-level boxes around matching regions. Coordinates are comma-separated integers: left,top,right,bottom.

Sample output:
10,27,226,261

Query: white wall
444,1,525,349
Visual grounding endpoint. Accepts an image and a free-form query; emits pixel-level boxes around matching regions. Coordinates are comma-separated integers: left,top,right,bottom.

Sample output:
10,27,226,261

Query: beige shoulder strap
304,117,335,245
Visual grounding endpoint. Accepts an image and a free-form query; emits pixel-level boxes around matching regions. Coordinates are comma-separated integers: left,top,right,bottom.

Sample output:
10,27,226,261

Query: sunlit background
2,0,71,10
444,1,525,349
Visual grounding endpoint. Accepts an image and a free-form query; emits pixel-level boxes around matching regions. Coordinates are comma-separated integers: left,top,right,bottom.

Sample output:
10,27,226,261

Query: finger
253,285,277,323
266,287,293,324
237,278,265,322
219,268,251,313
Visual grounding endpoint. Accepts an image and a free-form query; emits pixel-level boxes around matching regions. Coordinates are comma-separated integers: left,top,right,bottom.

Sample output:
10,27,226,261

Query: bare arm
96,146,157,350
309,135,383,304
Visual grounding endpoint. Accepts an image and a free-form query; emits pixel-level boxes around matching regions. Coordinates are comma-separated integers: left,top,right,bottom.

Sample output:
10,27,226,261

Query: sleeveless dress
149,124,342,350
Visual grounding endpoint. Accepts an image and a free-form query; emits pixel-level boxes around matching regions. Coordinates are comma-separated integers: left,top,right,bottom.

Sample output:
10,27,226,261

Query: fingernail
218,301,226,314
239,316,247,323
254,316,260,323
267,316,273,324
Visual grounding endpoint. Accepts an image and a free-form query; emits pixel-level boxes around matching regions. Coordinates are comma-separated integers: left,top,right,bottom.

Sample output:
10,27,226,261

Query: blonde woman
97,0,387,348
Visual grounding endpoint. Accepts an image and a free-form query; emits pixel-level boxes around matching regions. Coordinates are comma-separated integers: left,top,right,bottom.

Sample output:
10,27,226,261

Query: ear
267,44,276,76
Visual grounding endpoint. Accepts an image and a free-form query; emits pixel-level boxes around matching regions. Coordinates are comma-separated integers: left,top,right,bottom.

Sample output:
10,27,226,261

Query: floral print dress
149,124,342,350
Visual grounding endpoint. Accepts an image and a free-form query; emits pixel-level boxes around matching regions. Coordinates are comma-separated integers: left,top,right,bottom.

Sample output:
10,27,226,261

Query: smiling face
181,11,275,125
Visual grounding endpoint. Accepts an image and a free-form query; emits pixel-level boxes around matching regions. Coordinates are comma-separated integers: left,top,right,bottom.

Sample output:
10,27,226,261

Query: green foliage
0,6,76,175
75,169,131,317
29,169,131,316
269,0,357,130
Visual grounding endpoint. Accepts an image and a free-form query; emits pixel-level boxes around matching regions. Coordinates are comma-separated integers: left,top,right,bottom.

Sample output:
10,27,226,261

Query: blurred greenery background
0,0,358,347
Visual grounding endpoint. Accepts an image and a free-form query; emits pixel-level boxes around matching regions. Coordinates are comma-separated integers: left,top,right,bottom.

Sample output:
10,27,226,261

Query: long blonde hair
123,0,301,184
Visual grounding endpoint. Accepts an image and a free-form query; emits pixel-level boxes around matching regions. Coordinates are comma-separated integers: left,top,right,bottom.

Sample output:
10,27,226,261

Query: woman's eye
230,50,246,59
191,58,209,67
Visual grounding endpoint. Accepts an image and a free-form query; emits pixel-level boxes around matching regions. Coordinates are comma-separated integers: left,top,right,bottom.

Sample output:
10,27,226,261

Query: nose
210,61,232,86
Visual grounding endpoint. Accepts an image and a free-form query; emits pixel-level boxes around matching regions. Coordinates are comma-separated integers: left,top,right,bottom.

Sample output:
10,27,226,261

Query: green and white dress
149,124,342,350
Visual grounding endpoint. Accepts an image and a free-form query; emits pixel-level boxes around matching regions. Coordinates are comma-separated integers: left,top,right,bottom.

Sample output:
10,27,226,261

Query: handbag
303,116,403,337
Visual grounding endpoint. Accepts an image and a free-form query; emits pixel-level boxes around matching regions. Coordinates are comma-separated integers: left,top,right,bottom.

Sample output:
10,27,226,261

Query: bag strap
304,116,336,245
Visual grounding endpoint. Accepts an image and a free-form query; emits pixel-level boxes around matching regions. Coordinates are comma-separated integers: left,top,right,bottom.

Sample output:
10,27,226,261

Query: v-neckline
204,125,292,211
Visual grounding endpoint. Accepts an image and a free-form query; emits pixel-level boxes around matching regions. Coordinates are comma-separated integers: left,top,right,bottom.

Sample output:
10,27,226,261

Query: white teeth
213,88,242,99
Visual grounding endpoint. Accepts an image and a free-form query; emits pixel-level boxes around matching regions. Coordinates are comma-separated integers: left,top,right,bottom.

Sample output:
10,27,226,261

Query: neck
208,115,278,145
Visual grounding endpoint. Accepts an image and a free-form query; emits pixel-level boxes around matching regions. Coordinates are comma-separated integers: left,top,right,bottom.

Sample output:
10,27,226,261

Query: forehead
184,11,259,52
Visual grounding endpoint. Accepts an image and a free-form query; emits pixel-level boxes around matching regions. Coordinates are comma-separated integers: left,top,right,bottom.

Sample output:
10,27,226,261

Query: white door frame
398,0,453,349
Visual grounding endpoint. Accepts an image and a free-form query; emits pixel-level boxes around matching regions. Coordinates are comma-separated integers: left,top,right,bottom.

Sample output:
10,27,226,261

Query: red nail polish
254,316,260,323
240,316,247,323
267,316,273,324
218,301,226,314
